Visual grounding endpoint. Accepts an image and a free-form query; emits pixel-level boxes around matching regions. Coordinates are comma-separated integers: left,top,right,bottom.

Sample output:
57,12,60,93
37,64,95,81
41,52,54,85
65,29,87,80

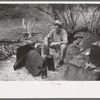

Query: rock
25,50,43,76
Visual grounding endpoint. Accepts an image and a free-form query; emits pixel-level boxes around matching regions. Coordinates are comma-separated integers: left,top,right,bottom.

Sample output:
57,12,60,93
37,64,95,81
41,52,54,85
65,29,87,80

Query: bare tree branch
79,9,88,28
36,6,55,20
90,5,100,30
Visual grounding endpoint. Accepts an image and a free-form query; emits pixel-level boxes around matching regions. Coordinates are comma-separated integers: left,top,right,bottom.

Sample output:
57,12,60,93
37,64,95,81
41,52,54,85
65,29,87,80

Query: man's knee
60,44,67,50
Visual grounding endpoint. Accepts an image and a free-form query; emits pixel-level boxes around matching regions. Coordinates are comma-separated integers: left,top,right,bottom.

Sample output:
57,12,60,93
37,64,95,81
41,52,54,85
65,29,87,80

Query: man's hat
54,20,62,26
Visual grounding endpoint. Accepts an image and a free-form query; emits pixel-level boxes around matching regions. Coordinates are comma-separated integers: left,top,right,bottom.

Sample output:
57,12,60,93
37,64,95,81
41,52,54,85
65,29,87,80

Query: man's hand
50,42,60,47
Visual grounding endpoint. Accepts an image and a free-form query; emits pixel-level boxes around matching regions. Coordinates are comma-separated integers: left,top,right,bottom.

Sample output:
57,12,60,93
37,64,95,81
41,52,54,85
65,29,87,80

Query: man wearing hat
43,20,68,68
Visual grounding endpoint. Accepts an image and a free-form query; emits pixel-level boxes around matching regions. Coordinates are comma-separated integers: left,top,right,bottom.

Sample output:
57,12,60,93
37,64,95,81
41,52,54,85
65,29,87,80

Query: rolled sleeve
44,29,55,45
46,29,54,39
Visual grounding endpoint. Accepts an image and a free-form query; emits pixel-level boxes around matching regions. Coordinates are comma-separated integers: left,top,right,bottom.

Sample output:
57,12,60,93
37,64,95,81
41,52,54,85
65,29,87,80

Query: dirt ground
0,45,79,81
0,19,81,81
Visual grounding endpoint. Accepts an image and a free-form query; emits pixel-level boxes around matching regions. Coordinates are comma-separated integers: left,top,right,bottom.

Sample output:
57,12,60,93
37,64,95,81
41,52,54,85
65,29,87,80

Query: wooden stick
33,20,36,33
22,18,26,29
27,22,32,38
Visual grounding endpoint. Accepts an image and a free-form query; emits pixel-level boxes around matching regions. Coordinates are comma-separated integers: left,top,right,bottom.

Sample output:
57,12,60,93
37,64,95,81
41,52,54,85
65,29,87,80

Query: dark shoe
56,60,64,68
41,70,47,79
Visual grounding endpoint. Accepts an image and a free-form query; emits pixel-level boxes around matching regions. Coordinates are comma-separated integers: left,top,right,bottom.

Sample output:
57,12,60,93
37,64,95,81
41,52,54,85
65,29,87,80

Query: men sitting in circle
43,20,68,68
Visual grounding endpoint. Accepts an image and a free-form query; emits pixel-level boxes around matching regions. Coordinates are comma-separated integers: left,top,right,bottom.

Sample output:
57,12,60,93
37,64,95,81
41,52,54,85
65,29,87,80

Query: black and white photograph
0,2,100,81
0,0,100,98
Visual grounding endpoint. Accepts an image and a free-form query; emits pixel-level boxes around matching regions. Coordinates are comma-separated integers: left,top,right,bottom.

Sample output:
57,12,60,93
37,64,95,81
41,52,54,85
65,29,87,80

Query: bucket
46,55,55,71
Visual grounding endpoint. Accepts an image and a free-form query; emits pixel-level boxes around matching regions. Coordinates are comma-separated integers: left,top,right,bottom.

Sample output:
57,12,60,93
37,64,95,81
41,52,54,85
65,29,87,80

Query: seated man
43,20,68,68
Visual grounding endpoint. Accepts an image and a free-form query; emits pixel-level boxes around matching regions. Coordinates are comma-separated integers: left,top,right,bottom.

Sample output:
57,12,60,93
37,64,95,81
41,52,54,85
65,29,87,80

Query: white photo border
0,1,100,98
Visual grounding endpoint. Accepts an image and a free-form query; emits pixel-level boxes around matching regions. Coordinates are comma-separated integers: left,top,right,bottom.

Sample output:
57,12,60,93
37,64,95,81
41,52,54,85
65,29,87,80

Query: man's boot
56,60,64,68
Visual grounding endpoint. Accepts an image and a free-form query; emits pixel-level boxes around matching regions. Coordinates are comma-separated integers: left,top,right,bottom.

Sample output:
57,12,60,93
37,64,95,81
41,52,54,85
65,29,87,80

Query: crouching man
43,20,68,68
